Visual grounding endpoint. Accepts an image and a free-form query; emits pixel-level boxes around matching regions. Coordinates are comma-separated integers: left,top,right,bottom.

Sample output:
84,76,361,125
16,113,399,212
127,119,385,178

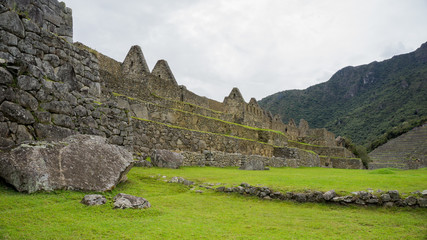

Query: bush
342,137,370,168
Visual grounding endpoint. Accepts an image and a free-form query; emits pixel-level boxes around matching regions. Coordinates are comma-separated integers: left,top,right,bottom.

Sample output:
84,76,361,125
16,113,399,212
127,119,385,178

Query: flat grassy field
0,167,426,239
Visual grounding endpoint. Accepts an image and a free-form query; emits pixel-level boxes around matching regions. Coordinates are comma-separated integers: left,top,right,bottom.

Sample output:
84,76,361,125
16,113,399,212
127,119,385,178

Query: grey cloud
66,0,427,101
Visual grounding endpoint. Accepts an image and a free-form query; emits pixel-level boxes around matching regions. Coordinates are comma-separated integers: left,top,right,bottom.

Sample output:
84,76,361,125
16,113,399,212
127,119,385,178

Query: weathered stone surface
17,75,40,91
17,90,38,111
0,11,25,38
239,157,266,170
151,149,183,169
381,194,391,202
15,124,33,143
35,111,51,123
418,198,427,207
0,137,15,150
113,193,151,209
323,190,336,201
81,194,107,206
388,190,400,201
133,159,152,167
404,196,418,206
0,134,133,193
35,123,74,141
56,63,78,91
52,114,74,128
0,67,13,85
40,101,72,115
0,101,35,124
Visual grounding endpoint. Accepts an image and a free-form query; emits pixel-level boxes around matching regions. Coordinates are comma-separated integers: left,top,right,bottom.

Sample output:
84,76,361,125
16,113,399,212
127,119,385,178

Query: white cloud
66,0,427,102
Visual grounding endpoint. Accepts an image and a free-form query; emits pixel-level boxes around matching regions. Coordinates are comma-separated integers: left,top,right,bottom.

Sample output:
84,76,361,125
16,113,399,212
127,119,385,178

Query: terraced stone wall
132,118,276,158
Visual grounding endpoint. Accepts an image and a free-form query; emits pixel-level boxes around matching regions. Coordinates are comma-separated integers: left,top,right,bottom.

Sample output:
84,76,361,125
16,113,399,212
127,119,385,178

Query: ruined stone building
0,0,363,169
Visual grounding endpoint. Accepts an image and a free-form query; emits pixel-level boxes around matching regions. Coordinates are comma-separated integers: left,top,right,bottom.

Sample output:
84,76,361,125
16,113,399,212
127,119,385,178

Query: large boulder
0,134,133,193
151,149,183,169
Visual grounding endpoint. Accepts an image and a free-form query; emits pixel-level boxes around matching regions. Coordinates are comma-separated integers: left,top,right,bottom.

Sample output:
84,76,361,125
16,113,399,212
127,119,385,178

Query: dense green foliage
368,116,427,152
1,167,426,239
259,42,427,146
341,137,370,167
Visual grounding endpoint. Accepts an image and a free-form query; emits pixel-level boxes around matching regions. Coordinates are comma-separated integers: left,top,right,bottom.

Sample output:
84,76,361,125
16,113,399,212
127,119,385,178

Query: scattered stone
0,134,133,193
81,194,107,206
195,190,203,194
421,190,427,197
113,193,151,209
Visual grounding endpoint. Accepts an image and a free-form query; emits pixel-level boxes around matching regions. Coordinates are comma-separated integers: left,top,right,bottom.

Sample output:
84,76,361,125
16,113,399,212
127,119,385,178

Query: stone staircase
368,124,427,169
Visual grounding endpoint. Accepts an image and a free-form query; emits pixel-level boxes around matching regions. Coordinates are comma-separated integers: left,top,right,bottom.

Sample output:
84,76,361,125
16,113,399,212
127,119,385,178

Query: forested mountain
259,42,427,146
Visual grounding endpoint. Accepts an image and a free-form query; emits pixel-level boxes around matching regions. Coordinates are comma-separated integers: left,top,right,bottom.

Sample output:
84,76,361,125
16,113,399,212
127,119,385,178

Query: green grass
137,167,427,195
1,167,426,239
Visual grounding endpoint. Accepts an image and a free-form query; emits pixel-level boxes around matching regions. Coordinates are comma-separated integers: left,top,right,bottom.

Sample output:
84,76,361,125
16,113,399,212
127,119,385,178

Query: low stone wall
132,118,275,157
288,141,354,158
213,183,427,208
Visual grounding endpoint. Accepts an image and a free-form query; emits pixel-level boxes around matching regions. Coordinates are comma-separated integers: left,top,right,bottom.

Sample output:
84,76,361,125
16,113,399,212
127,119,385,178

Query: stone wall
288,141,355,158
132,118,275,158
320,156,364,169
116,96,288,147
0,1,132,151
1,0,72,42
1,0,363,170
273,147,321,167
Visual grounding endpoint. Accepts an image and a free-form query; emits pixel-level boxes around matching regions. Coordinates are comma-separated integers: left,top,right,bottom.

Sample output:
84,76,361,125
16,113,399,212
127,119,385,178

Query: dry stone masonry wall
0,0,363,169
0,0,133,151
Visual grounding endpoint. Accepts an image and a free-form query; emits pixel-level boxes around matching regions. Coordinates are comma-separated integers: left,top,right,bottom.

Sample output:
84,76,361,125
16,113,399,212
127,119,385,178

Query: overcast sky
66,0,427,102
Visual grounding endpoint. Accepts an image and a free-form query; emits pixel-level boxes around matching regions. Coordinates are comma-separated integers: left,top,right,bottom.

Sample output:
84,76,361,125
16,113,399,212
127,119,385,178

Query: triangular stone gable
152,60,178,85
226,87,244,101
248,98,259,106
121,45,150,77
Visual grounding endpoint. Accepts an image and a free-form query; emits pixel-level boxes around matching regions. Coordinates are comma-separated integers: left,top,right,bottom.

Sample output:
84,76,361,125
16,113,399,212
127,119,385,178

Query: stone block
0,101,34,124
0,11,25,38
0,67,13,85
17,75,40,91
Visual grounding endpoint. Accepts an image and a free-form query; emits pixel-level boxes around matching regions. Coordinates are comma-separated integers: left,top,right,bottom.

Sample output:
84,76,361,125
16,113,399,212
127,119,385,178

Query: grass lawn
0,167,426,239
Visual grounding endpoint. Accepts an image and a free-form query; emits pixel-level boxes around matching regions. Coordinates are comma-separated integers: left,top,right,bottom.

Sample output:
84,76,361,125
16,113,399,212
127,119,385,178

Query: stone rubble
113,193,151,209
81,194,107,206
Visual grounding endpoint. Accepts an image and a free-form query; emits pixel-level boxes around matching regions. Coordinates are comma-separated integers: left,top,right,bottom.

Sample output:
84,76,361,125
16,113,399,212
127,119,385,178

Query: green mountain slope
259,42,427,146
